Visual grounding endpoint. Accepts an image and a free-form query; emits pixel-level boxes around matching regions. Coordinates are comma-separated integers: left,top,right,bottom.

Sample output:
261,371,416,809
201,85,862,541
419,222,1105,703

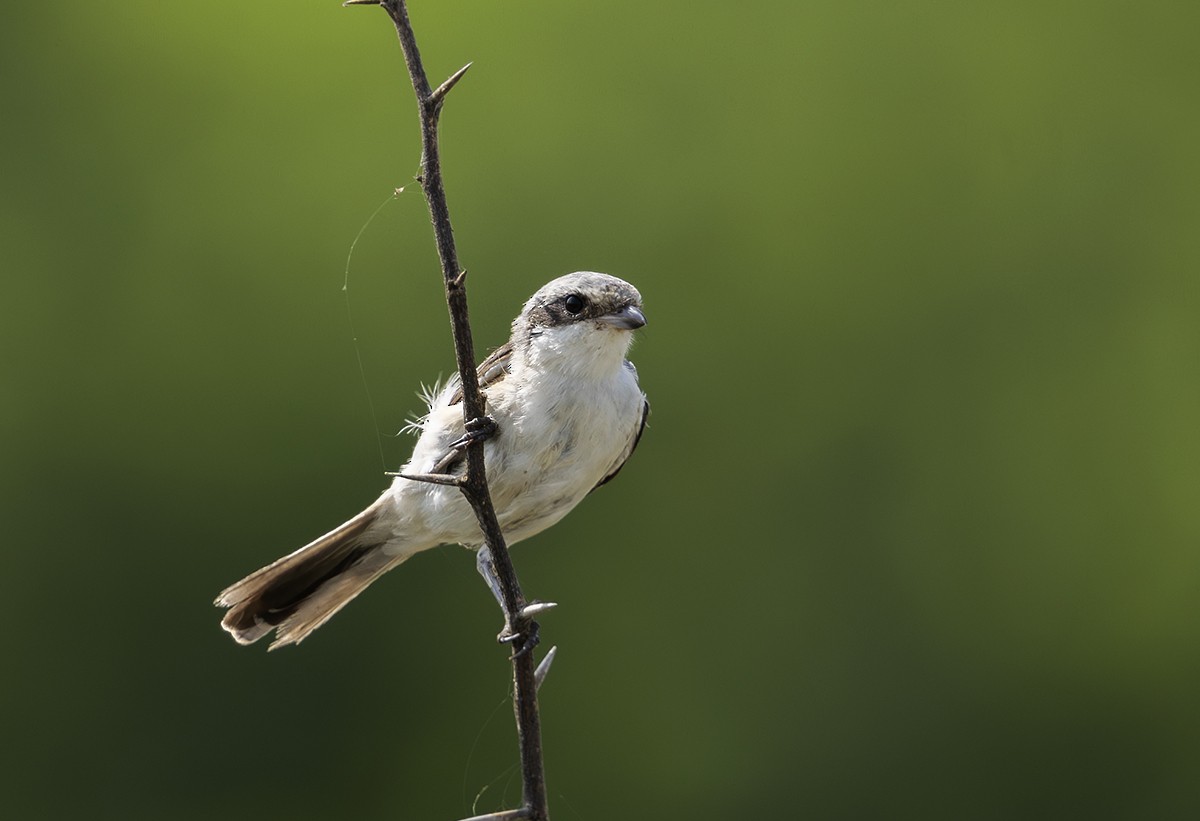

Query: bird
215,271,649,650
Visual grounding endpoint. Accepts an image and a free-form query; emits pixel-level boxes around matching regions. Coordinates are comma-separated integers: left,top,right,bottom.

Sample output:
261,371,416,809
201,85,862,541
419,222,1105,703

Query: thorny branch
345,1,550,819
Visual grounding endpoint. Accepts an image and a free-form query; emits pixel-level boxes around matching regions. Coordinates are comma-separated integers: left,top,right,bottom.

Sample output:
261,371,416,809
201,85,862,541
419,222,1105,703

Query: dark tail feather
215,493,401,649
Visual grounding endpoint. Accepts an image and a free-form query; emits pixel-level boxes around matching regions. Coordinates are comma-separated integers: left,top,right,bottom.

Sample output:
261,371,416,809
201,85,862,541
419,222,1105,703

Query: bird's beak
599,304,647,330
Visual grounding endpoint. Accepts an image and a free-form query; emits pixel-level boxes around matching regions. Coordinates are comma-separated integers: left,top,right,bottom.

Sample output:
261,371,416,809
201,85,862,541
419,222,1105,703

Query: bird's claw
498,616,541,660
449,414,498,451
496,601,555,659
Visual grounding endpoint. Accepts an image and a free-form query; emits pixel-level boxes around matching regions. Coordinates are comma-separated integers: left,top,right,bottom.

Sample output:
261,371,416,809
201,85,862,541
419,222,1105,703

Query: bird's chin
527,321,633,379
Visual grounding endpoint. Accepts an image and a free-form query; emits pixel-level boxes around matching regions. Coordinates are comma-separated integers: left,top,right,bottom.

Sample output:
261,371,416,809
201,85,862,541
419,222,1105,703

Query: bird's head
514,272,646,377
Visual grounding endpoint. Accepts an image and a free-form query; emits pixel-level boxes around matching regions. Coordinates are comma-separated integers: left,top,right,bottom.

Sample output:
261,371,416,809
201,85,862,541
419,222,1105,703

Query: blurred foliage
2,1,1198,819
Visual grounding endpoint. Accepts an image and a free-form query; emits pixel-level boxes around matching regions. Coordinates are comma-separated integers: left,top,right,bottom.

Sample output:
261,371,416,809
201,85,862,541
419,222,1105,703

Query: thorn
534,646,558,691
387,471,463,487
342,0,380,6
429,61,473,106
451,269,468,289
520,601,557,619
456,808,530,821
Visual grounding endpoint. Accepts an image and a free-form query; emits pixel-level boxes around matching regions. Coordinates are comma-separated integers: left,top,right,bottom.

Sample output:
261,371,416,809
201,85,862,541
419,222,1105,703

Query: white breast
385,323,644,551
490,358,642,542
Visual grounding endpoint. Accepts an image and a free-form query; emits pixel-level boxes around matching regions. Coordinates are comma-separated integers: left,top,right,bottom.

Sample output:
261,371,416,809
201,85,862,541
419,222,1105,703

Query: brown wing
593,396,649,491
448,341,514,407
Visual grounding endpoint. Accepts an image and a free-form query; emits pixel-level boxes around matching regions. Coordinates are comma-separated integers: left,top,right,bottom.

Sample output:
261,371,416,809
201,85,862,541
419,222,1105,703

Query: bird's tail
215,492,404,650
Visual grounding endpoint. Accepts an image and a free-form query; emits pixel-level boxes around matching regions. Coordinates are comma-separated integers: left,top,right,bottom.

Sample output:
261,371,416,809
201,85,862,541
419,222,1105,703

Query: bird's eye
564,294,586,315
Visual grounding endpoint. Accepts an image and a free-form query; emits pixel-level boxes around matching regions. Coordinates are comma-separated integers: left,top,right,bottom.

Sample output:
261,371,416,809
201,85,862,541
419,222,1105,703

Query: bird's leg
475,545,556,658
475,544,508,614
448,414,498,453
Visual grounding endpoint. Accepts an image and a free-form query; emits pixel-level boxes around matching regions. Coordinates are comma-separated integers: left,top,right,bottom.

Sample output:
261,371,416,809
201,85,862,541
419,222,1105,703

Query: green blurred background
2,1,1198,818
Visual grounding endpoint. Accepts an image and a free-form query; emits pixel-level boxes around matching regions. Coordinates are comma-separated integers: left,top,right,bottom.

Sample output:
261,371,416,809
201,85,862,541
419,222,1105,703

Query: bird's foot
498,613,542,660
497,602,557,654
449,414,498,452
